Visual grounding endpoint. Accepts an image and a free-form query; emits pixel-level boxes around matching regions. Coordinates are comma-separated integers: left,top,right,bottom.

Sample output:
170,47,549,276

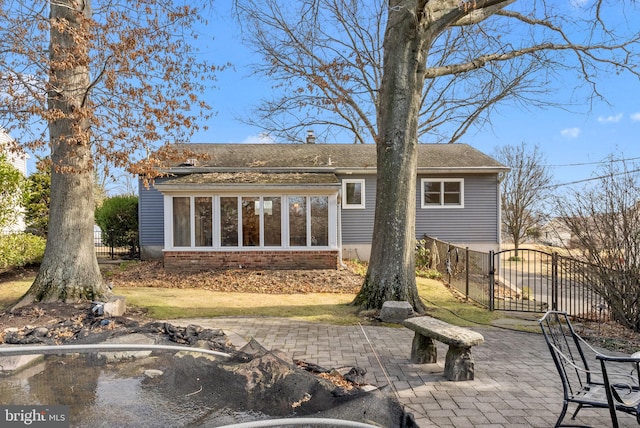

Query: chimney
306,130,316,144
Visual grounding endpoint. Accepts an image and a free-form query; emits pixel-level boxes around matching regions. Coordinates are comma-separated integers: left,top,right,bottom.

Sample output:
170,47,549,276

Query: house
0,128,29,234
138,142,508,271
539,217,574,248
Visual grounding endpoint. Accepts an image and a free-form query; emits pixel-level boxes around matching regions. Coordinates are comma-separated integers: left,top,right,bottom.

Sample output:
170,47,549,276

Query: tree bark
353,1,434,312
16,0,108,306
353,0,516,311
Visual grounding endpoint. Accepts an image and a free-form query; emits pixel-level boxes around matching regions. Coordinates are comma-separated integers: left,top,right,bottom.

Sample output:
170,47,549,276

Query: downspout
497,174,503,251
338,189,347,268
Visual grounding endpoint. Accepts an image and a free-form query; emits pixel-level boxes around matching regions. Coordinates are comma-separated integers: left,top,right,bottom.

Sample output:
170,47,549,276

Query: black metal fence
489,249,609,321
422,236,611,321
421,237,491,308
94,230,139,260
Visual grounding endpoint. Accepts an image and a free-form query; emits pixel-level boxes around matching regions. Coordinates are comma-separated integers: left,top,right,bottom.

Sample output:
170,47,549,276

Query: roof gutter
161,166,509,175
154,183,341,193
417,167,510,174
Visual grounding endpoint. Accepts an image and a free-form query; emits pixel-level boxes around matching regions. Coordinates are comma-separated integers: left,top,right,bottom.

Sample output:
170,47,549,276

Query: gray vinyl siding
340,173,500,245
339,175,376,244
138,178,165,246
415,174,499,242
140,173,500,251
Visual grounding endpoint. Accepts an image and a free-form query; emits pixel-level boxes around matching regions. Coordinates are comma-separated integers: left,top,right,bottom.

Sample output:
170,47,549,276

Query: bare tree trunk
353,1,432,312
16,0,108,306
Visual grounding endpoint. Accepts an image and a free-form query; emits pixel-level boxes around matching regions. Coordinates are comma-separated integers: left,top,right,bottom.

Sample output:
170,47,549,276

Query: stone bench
403,316,484,381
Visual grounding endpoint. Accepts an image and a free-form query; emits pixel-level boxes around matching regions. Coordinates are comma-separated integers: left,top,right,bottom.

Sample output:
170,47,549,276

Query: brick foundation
163,250,339,272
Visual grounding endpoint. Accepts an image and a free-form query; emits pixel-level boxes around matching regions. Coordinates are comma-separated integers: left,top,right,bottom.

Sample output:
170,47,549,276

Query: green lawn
1,268,503,326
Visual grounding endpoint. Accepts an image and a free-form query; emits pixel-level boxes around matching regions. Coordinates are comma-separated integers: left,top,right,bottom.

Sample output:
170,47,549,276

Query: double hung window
421,179,464,208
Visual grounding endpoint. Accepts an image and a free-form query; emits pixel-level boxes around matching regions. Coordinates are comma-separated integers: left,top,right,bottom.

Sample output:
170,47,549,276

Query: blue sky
190,1,640,192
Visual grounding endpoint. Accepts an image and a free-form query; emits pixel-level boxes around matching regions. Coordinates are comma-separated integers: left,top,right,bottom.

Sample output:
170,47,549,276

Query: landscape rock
98,333,154,362
103,295,126,317
380,300,415,323
343,367,367,385
0,354,43,373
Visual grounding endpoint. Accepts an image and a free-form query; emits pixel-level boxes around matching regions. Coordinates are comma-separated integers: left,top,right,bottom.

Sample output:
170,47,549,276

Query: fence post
465,247,470,299
109,229,115,260
488,250,495,311
552,252,558,311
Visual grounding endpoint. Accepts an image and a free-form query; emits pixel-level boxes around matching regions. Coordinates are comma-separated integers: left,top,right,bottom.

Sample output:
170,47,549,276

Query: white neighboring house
540,217,573,248
1,128,29,234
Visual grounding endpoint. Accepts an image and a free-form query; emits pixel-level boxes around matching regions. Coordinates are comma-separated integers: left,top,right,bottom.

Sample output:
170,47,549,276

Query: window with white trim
220,197,239,246
310,196,328,246
289,196,307,246
194,197,213,246
172,197,191,247
421,179,464,208
167,194,334,249
342,179,365,209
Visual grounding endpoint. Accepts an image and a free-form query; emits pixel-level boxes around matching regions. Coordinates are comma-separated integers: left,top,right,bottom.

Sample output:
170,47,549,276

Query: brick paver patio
168,317,634,427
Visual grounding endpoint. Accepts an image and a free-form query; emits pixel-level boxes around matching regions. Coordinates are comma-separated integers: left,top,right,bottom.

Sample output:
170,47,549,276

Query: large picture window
289,196,307,247
220,197,239,246
310,196,328,246
168,194,335,249
263,197,282,246
242,197,260,246
342,179,365,209
173,197,191,247
194,197,212,247
421,179,464,208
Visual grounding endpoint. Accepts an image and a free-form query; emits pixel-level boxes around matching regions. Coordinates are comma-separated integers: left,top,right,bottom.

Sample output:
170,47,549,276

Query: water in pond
0,347,417,427
0,352,268,427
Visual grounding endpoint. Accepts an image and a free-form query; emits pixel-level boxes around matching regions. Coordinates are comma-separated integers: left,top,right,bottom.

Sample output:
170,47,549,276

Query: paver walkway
167,317,635,427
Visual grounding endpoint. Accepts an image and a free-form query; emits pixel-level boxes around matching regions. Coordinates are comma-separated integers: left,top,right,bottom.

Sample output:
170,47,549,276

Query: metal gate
489,249,608,320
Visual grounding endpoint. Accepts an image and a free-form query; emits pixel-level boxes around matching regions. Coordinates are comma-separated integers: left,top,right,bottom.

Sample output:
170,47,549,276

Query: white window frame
420,178,464,208
163,193,338,250
342,179,365,209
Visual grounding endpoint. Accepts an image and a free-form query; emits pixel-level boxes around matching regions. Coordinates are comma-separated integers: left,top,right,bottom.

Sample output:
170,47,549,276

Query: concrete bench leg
410,333,437,364
444,345,475,381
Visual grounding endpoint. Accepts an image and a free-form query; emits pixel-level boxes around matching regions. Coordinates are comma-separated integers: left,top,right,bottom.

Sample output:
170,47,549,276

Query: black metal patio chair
539,310,640,427
598,352,640,427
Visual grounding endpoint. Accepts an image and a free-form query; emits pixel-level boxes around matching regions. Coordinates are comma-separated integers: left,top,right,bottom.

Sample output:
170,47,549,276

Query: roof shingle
159,143,506,172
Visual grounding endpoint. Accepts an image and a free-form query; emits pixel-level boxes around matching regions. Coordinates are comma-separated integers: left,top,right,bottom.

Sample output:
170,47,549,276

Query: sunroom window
310,196,328,246
220,197,239,246
289,196,307,247
242,197,260,246
172,197,191,247
194,197,212,246
263,197,282,246
169,195,333,249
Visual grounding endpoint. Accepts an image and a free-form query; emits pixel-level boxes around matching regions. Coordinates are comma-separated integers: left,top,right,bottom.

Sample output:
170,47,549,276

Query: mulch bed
106,261,364,294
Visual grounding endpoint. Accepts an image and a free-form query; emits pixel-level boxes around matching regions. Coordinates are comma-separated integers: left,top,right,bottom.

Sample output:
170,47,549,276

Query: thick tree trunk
16,0,108,307
353,1,433,312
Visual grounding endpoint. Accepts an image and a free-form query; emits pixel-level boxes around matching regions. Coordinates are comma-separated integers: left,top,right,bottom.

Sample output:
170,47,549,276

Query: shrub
95,195,139,253
0,233,46,270
344,259,367,277
23,156,51,236
416,268,442,279
0,154,25,231
415,238,432,269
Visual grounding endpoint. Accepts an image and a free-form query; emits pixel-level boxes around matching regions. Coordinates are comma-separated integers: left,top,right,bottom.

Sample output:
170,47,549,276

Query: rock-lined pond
0,324,418,427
